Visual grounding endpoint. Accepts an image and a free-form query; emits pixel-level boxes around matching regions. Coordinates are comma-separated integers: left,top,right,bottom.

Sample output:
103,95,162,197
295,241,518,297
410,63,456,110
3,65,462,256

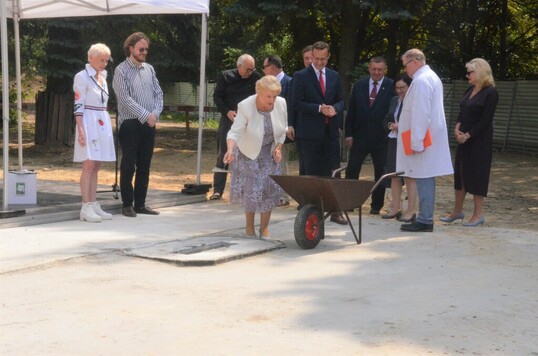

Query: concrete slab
124,235,286,266
0,179,206,229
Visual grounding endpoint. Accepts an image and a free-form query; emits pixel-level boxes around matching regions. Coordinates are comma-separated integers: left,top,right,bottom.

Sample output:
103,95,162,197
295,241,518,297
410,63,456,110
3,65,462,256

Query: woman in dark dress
441,58,498,227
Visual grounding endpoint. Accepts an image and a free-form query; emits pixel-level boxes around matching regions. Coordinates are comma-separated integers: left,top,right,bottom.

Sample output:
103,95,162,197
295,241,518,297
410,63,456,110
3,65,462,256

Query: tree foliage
2,0,537,97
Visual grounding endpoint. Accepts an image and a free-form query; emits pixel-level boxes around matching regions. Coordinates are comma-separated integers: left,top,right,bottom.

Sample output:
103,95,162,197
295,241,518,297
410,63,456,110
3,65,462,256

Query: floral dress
230,111,282,213
73,63,116,162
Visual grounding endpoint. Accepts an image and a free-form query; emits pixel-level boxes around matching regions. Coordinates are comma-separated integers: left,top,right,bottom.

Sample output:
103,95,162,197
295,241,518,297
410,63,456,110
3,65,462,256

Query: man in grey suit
344,57,394,215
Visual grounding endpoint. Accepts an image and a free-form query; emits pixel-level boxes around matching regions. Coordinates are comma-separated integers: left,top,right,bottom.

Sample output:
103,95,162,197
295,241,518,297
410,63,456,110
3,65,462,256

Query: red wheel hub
305,214,320,240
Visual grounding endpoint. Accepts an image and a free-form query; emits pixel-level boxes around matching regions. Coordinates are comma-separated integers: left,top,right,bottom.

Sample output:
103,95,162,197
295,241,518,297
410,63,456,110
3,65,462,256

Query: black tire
294,204,324,249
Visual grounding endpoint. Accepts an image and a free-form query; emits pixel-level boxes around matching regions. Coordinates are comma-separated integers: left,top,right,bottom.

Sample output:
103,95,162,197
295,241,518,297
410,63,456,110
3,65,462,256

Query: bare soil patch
2,117,538,231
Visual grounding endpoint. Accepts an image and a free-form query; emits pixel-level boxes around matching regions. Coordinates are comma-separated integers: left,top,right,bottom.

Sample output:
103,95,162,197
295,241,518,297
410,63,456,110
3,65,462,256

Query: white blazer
227,94,288,160
396,65,453,178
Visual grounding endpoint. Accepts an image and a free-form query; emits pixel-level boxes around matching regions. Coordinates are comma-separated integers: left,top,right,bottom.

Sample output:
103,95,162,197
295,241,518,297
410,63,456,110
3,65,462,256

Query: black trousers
345,143,387,211
213,117,233,194
118,119,155,208
297,130,340,177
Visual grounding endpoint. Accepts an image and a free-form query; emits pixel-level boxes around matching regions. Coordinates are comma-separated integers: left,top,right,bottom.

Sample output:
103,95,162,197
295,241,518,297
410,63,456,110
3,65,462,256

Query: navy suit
291,65,345,177
344,76,394,211
280,73,292,101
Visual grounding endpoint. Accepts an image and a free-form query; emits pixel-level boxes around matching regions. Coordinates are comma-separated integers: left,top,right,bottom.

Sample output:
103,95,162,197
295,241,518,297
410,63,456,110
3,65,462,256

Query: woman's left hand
273,147,282,163
456,132,470,144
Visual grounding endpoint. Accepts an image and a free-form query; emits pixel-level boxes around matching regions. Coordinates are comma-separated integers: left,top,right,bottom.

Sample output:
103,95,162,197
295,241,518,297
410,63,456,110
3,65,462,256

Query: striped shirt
112,57,163,127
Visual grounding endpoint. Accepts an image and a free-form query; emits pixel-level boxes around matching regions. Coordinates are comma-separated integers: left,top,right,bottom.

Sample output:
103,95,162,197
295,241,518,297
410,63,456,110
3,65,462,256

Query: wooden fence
444,80,538,155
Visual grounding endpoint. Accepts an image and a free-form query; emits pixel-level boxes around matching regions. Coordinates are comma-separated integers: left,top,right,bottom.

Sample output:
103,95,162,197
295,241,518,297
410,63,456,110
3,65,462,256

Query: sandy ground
1,121,538,355
1,202,537,355
4,120,538,231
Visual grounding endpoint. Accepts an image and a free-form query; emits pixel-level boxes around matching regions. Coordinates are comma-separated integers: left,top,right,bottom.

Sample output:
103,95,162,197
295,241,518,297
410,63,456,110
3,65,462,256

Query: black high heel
398,213,416,223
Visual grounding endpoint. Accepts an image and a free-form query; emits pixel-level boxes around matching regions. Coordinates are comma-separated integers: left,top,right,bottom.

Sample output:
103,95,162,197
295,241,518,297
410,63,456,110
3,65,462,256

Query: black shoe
122,206,137,218
400,221,433,232
330,213,347,225
134,205,160,215
369,209,380,215
398,213,417,223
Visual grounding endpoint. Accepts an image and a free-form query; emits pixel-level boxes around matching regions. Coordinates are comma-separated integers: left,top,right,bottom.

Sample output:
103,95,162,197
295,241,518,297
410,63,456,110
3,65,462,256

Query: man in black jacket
210,54,262,200
344,57,394,214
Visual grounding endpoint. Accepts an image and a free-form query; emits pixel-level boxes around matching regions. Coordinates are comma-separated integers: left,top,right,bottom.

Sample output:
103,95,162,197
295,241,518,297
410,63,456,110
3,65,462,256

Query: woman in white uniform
73,43,116,222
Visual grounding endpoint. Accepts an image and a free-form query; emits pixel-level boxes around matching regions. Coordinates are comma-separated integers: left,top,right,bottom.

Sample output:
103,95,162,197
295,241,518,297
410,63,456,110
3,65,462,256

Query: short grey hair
401,48,426,63
237,54,254,66
88,43,111,60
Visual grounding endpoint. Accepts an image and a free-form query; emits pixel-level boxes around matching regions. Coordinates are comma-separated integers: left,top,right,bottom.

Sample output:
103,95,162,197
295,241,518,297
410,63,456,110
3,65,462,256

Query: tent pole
196,13,208,185
1,0,11,211
14,3,23,170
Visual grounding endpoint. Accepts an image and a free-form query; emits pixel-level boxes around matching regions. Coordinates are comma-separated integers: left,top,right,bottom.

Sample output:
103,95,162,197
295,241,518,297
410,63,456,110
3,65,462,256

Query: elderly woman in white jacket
223,75,288,238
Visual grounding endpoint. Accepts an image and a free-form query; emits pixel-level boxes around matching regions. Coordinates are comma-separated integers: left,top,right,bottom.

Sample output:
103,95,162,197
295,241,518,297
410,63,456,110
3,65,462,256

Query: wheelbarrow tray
270,175,375,213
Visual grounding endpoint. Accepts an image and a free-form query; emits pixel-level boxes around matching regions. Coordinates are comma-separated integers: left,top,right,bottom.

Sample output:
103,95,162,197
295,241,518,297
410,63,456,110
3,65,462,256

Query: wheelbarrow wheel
294,204,324,249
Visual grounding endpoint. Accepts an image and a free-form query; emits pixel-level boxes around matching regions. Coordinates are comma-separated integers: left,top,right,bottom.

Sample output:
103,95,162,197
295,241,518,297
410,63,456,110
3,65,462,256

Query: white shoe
91,201,112,220
80,202,102,223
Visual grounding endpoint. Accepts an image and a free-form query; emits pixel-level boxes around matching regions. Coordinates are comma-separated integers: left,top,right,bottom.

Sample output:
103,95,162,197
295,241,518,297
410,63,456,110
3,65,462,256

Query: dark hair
370,56,387,65
394,72,412,87
265,54,283,69
312,41,330,52
123,32,150,57
302,45,313,55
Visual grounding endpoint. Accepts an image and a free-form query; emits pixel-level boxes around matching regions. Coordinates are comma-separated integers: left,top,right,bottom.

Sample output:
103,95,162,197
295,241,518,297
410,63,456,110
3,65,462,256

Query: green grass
160,112,219,129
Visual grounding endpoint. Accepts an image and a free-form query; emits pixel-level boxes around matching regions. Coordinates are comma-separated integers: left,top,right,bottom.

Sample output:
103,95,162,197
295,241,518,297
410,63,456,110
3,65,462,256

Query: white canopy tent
1,0,210,211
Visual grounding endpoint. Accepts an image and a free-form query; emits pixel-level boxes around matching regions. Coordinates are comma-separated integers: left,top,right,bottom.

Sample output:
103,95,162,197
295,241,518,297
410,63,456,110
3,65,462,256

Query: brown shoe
122,206,137,218
134,206,160,215
330,213,347,225
381,211,402,219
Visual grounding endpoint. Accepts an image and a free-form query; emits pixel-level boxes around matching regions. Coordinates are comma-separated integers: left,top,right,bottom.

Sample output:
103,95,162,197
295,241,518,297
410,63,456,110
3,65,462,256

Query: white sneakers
80,201,112,223
91,201,112,220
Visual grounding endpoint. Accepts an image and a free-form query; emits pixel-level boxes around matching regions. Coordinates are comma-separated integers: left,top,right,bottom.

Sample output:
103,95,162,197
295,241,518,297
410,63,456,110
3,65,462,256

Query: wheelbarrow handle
370,171,405,193
332,165,347,178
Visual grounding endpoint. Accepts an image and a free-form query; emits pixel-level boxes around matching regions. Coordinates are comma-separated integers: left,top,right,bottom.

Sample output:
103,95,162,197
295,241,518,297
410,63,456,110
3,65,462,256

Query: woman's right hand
78,131,86,146
223,150,234,164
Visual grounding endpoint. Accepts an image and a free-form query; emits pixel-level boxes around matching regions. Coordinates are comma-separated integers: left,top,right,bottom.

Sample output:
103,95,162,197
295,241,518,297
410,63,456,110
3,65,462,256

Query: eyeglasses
403,58,415,68
466,71,474,76
244,67,256,73
262,64,272,69
139,48,149,53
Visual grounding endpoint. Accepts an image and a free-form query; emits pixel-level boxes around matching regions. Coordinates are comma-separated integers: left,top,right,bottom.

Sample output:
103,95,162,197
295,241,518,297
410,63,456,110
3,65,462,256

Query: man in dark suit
288,45,314,176
291,41,346,224
263,54,293,206
344,57,394,214
210,54,262,200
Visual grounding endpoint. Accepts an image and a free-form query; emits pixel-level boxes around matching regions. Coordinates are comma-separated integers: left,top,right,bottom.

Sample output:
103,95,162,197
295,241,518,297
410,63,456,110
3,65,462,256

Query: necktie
370,81,378,107
319,70,325,97
319,70,328,124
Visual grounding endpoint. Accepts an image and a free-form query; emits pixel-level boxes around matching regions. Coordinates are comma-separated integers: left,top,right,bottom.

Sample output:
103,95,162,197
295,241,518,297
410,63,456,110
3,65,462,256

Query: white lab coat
396,65,453,178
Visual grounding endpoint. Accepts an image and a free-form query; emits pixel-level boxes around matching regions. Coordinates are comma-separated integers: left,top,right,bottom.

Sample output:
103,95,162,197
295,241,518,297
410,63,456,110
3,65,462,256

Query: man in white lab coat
396,48,453,232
